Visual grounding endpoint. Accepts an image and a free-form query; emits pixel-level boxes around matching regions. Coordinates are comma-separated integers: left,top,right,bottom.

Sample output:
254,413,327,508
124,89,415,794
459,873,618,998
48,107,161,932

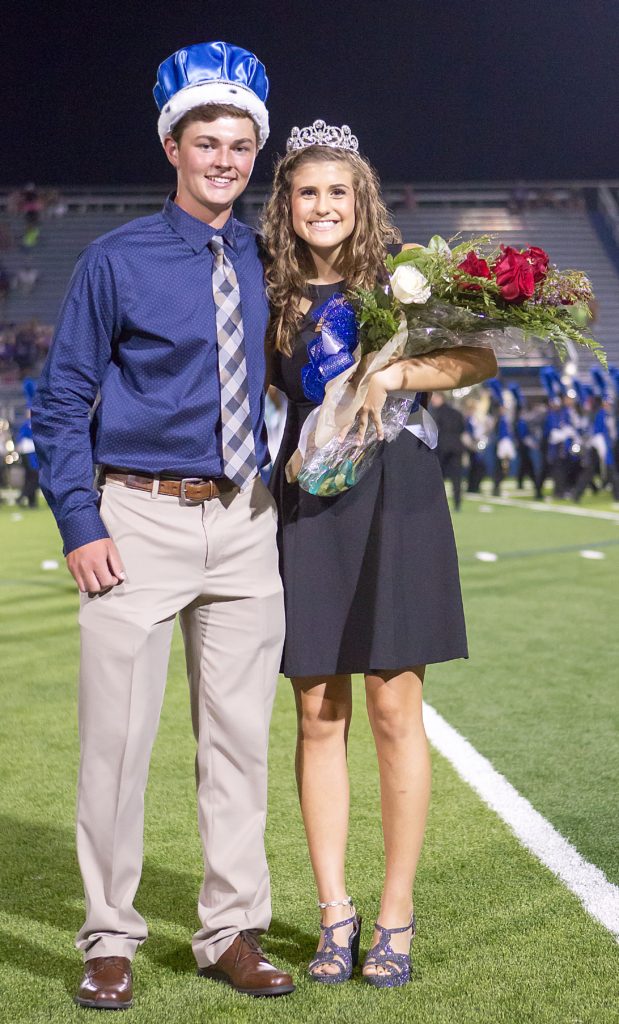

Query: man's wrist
61,510,110,557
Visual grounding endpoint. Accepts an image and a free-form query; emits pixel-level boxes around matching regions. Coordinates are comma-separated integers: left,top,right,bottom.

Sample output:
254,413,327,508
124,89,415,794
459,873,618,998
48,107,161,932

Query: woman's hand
346,344,498,444
355,363,404,442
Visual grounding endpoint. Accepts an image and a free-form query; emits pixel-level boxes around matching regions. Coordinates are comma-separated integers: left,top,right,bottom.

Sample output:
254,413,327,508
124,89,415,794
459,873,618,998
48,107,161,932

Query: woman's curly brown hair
261,147,401,355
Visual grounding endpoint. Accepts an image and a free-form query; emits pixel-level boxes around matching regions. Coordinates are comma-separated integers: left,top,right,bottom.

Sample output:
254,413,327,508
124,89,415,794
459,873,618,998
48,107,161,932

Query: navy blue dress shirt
32,196,270,555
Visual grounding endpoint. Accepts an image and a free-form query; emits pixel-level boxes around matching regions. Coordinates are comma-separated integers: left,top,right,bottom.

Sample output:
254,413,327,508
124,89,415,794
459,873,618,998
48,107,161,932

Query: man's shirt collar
163,193,238,254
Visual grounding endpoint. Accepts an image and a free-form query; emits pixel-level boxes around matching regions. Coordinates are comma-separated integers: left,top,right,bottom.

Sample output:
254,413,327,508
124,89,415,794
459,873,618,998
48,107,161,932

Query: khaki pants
75,477,285,967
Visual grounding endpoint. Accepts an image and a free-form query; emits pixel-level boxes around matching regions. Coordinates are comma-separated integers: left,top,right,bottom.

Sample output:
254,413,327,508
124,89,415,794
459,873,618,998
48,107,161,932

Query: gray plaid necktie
209,234,257,487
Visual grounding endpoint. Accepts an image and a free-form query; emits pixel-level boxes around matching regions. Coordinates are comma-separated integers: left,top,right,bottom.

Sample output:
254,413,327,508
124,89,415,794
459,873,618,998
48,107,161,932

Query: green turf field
0,498,617,1024
439,492,619,885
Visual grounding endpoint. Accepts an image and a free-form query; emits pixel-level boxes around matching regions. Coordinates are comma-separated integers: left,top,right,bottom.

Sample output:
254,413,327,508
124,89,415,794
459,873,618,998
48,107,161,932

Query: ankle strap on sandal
319,913,357,932
374,914,415,935
317,895,353,910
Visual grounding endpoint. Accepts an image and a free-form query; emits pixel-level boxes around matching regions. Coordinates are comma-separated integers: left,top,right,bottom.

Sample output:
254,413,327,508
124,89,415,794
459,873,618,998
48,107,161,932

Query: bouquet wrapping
297,395,415,496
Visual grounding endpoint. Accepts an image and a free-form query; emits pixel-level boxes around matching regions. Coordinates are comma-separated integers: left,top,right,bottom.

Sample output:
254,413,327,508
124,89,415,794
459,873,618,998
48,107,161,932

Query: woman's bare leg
293,674,354,975
363,666,430,975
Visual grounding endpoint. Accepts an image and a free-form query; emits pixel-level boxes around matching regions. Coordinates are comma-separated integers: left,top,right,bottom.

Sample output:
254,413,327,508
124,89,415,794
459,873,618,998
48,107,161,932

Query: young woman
262,124,497,987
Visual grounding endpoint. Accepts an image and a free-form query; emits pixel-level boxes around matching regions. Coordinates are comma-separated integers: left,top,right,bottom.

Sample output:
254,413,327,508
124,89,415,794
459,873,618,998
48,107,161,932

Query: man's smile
205,175,237,188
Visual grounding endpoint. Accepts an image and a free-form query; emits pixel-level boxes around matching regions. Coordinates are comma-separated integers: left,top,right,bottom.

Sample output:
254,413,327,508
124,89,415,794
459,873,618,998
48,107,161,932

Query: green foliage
349,286,401,354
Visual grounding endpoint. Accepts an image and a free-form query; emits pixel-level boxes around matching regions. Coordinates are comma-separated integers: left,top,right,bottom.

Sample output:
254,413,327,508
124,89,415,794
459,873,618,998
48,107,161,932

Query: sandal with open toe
307,897,362,985
362,914,415,988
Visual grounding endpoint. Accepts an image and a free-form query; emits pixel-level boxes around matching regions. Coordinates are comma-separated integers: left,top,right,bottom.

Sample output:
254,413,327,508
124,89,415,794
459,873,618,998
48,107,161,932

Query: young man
31,42,292,1007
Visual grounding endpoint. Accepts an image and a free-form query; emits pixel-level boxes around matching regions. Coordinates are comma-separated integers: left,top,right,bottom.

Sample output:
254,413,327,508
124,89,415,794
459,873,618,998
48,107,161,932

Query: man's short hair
170,104,260,146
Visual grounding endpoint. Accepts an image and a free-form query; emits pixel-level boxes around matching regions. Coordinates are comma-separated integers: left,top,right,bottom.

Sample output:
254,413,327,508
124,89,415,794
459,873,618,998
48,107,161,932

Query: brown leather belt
103,471,238,505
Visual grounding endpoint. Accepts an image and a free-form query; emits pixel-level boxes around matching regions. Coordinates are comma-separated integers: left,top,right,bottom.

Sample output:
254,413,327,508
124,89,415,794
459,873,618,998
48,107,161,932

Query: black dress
269,280,468,678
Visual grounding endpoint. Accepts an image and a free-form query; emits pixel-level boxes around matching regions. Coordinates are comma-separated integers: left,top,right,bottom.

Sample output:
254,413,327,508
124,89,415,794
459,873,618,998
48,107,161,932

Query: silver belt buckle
179,477,205,506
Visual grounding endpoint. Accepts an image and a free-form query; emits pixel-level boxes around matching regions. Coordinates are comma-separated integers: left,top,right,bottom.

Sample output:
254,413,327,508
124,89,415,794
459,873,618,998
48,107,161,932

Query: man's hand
66,538,126,594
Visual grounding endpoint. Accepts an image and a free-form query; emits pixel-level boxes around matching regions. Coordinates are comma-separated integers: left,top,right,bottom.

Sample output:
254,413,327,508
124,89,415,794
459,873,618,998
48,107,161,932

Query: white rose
389,263,431,304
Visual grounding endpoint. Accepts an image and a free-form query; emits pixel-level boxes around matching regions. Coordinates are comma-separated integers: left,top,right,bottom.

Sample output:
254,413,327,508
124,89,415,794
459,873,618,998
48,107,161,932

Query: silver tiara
286,119,359,153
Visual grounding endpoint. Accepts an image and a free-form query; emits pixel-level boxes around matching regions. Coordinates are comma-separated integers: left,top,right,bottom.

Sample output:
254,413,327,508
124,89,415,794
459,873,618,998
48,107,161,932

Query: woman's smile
307,219,340,231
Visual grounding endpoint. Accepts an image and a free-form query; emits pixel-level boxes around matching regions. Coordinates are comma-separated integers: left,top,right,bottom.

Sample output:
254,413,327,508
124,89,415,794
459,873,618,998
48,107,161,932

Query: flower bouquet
288,236,604,497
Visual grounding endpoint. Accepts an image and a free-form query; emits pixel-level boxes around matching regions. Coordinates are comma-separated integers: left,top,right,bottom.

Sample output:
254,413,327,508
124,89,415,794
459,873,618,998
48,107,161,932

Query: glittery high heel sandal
307,896,362,984
362,914,416,988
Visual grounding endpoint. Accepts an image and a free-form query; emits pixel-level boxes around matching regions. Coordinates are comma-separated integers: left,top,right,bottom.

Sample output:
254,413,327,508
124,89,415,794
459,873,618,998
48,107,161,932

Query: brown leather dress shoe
198,931,295,997
74,956,133,1010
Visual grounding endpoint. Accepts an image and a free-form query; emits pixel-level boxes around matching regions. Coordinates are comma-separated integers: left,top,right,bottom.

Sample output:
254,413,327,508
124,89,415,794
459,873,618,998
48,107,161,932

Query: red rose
524,245,549,282
493,246,535,303
456,251,492,291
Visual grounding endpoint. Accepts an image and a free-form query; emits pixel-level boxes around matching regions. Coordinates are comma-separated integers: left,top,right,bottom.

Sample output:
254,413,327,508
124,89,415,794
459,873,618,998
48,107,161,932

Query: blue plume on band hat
508,382,523,408
539,366,564,400
608,365,619,396
590,366,608,398
154,41,270,148
485,377,505,406
571,377,591,405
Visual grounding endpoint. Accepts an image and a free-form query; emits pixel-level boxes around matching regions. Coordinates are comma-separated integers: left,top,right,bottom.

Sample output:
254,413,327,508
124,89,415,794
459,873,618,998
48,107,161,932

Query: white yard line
423,701,619,943
465,493,619,522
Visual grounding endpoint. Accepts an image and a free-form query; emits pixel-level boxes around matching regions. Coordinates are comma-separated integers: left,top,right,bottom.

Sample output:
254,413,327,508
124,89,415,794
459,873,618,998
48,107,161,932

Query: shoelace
88,957,129,977
236,930,267,965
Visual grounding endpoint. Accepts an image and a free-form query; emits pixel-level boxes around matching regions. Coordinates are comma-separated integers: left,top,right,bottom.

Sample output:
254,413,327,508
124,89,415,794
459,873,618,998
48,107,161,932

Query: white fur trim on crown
157,81,269,148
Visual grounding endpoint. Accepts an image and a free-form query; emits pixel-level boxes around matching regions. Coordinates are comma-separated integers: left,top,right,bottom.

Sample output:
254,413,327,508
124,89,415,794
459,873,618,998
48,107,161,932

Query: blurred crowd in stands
0,320,52,383
507,184,586,214
0,182,68,318
3,182,67,248
389,184,586,214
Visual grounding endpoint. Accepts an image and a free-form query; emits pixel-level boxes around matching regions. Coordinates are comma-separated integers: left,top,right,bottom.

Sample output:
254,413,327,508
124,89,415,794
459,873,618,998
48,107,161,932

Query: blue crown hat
539,366,564,401
154,41,269,148
590,366,608,399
